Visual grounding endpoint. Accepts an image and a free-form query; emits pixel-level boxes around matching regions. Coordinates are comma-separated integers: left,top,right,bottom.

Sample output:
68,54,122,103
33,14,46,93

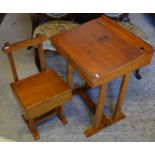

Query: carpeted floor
0,13,155,142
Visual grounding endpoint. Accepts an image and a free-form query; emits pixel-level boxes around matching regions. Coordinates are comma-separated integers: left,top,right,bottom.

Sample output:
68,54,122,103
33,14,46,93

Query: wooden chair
2,34,72,140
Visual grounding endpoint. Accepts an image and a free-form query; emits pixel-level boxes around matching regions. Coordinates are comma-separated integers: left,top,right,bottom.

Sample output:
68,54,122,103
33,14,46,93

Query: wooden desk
50,16,154,137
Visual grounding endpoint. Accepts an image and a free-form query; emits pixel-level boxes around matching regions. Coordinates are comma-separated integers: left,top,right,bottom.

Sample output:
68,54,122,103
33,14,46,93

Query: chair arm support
2,34,47,53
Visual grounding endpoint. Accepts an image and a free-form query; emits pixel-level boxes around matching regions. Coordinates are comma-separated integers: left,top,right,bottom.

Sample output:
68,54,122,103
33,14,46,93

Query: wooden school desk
50,16,154,137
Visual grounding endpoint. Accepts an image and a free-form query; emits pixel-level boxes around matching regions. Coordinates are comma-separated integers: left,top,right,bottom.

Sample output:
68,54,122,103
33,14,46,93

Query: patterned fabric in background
118,22,149,43
33,20,79,50
33,20,79,38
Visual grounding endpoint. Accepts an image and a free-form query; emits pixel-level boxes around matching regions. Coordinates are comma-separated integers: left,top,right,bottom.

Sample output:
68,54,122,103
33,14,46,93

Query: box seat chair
2,34,72,140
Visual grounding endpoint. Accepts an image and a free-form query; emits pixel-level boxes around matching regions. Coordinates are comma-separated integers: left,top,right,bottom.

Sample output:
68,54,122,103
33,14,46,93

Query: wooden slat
3,34,47,53
38,43,46,71
57,106,68,125
93,84,108,129
7,53,18,81
78,88,111,123
2,35,47,81
113,73,131,120
34,108,57,124
67,62,73,88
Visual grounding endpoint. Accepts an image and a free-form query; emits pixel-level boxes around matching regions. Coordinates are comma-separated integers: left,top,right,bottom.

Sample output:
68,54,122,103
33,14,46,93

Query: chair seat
11,69,72,118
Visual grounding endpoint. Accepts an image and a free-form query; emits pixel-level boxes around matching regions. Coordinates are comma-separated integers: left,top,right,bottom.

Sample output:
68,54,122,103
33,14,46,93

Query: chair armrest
2,34,47,54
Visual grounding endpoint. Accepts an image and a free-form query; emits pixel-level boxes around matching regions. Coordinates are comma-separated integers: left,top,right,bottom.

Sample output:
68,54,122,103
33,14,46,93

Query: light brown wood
93,84,107,129
7,52,18,81
98,16,153,54
3,34,47,54
3,34,47,81
50,15,153,87
38,43,46,71
78,88,112,123
2,35,72,140
57,106,68,125
22,115,40,140
11,69,72,118
113,73,131,120
50,16,154,137
67,62,73,88
84,112,126,137
34,108,57,124
78,88,125,137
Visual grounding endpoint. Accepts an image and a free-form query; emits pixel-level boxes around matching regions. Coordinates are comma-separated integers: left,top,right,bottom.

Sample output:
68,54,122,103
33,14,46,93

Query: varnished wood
67,62,73,88
79,73,130,137
7,52,18,81
57,106,68,125
2,35,72,140
34,108,57,124
84,112,126,137
3,34,47,54
38,43,46,71
11,69,72,118
50,15,153,87
93,84,107,129
4,42,18,81
78,88,112,123
113,73,131,120
50,16,154,137
3,34,47,82
77,88,125,137
22,115,40,140
98,16,153,53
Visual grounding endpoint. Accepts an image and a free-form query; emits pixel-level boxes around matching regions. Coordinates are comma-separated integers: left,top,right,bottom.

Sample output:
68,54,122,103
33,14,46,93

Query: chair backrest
2,34,47,82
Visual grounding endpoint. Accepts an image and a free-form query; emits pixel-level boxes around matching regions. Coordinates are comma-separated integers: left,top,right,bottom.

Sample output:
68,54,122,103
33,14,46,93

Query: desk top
50,16,154,87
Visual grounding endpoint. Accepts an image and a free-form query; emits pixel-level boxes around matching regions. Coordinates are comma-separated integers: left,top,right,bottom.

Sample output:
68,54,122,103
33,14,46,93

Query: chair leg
57,106,68,125
29,119,40,140
34,47,41,72
22,115,40,140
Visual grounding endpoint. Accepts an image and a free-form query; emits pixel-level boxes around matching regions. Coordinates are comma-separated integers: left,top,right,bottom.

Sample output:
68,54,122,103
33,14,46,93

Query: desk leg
113,73,131,120
67,62,73,88
83,73,131,137
84,84,108,137
93,84,108,129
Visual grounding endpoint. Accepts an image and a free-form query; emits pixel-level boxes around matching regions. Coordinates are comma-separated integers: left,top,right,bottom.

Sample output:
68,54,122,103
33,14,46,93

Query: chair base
22,115,40,140
22,107,68,140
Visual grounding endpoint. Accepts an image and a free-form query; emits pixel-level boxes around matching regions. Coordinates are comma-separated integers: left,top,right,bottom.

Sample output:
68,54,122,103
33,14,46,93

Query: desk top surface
50,16,154,86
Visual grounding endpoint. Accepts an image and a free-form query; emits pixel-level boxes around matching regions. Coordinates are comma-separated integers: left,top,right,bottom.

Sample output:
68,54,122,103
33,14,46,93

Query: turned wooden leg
113,73,131,120
57,106,68,125
67,62,73,88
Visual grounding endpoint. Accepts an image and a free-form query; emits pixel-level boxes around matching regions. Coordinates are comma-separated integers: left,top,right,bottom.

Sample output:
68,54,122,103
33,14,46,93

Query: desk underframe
67,62,131,137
